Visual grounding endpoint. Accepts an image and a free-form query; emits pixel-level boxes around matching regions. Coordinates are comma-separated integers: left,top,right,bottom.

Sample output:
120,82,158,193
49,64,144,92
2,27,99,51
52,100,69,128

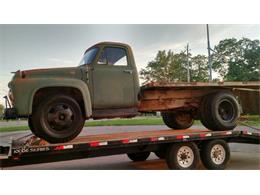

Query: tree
140,50,188,83
212,38,260,81
140,50,208,83
0,103,4,117
190,55,209,82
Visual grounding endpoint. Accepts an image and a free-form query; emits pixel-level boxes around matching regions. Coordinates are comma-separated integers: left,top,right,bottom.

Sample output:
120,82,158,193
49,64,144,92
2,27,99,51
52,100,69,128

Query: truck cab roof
85,41,132,54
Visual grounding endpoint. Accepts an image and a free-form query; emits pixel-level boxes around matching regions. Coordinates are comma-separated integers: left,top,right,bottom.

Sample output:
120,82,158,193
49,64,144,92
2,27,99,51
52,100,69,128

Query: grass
0,115,259,133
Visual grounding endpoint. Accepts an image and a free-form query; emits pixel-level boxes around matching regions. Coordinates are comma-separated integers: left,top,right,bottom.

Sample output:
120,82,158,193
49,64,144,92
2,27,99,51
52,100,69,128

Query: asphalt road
1,125,260,170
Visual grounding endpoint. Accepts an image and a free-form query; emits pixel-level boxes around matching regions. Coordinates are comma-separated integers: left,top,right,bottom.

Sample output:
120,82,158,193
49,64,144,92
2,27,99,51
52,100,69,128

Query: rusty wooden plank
142,81,260,90
138,99,199,112
140,89,220,100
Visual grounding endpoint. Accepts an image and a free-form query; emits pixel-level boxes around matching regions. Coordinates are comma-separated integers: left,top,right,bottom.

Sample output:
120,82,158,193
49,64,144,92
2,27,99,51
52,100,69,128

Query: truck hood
12,67,83,80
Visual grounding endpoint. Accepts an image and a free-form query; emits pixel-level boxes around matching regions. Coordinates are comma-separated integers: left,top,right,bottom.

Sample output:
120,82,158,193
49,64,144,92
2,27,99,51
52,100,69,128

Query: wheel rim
177,146,194,168
218,99,235,122
175,113,192,125
46,103,75,132
210,144,226,165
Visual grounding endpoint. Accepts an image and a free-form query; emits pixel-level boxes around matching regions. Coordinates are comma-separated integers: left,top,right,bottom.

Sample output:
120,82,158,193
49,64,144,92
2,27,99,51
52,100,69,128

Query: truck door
91,46,135,109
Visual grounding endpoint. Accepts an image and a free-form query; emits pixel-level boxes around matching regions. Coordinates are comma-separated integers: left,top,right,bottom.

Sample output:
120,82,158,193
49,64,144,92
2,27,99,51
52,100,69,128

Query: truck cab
80,42,140,119
4,42,141,143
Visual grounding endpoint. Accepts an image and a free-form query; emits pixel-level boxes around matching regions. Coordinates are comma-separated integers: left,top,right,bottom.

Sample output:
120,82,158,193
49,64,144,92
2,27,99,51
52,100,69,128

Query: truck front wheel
28,116,42,138
32,94,85,143
161,111,194,129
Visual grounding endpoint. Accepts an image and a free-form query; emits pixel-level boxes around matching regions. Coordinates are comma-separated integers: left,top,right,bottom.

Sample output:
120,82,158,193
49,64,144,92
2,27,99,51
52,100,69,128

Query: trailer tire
32,94,85,143
200,92,240,131
166,142,200,170
127,152,150,162
200,139,230,170
161,111,194,129
154,149,167,159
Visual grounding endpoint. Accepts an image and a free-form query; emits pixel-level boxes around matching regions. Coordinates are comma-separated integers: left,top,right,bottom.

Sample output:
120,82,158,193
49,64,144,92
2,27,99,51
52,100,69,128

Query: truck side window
98,47,128,66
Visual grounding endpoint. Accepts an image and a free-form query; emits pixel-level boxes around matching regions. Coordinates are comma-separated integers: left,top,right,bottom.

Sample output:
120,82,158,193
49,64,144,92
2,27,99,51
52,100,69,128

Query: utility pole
186,43,190,82
207,24,213,81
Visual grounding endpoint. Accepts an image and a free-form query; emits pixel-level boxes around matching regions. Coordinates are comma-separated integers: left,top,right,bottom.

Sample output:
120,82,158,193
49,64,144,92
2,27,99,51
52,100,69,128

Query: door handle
123,70,133,74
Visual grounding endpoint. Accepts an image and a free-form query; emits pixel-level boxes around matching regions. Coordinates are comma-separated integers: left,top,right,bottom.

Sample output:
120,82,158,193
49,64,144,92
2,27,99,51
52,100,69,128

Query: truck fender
29,78,92,117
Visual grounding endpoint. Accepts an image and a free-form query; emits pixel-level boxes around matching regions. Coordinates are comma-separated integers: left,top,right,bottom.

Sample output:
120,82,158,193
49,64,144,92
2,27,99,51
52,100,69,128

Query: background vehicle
4,42,260,143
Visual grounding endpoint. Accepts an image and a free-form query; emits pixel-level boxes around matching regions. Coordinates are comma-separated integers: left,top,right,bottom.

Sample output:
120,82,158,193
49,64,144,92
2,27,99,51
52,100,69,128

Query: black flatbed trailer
0,129,259,169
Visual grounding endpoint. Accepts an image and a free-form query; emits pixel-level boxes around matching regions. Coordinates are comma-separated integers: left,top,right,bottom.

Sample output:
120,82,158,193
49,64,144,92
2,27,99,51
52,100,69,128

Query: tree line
140,38,260,83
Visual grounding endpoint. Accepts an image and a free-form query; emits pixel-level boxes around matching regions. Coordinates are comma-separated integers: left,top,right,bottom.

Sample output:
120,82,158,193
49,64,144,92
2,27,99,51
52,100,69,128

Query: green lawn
0,116,259,133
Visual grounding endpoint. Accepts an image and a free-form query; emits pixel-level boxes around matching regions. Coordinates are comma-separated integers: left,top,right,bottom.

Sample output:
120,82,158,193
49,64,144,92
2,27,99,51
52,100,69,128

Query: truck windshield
79,47,98,65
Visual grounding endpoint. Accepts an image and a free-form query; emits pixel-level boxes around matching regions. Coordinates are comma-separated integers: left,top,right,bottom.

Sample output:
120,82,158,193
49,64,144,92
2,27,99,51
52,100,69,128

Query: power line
206,24,213,81
186,43,190,82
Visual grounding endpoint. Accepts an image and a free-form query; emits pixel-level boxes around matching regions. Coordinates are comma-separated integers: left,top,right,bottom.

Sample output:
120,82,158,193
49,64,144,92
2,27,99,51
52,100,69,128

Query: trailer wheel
154,149,167,159
200,139,230,170
161,111,194,129
127,152,150,162
32,94,85,143
166,142,200,170
200,92,240,131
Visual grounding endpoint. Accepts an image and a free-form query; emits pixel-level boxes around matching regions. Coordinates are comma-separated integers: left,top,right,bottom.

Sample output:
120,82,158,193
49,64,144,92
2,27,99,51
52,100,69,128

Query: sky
0,24,260,105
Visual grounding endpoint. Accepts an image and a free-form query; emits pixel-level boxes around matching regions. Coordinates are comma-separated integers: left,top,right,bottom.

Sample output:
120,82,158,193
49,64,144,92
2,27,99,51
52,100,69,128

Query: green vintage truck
3,42,260,143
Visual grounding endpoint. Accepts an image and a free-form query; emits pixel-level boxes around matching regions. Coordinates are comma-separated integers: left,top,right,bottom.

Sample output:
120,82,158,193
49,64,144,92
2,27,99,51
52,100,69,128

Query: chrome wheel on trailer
200,139,230,170
176,146,194,168
211,144,226,165
166,142,200,170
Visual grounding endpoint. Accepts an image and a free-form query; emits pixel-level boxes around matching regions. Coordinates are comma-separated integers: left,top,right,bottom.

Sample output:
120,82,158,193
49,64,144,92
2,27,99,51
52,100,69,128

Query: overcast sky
0,24,260,104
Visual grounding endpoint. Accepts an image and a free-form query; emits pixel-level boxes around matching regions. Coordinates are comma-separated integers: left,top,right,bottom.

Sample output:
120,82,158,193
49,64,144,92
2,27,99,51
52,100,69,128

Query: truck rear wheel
200,139,230,170
127,152,150,162
200,92,240,131
32,94,85,143
161,111,194,129
166,142,200,170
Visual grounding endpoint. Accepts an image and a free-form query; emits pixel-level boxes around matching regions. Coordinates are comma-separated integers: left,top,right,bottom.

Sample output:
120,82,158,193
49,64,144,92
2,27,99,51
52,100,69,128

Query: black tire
127,152,150,162
28,116,42,138
154,148,167,159
161,111,194,129
200,92,240,131
166,142,200,170
200,139,230,170
199,94,212,129
32,94,85,143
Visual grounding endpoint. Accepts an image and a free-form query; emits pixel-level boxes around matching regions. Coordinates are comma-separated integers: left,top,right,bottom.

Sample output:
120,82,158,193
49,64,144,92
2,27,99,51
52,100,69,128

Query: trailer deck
0,129,259,169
